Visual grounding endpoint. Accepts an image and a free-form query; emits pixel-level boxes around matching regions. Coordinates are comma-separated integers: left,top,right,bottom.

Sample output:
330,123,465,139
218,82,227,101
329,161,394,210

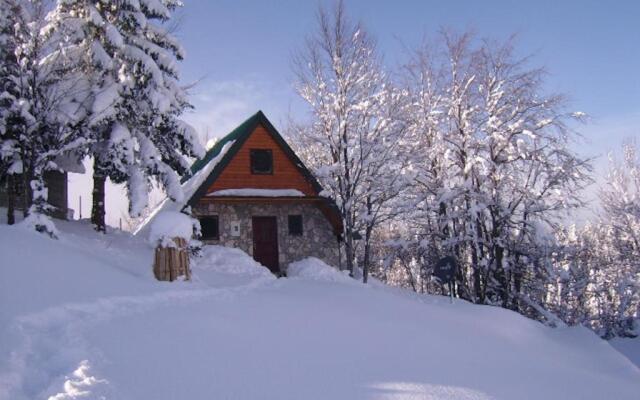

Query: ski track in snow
0,276,273,400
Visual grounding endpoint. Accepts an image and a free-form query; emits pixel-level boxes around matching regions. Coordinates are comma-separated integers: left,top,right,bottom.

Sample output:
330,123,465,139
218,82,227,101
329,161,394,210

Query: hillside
0,220,639,400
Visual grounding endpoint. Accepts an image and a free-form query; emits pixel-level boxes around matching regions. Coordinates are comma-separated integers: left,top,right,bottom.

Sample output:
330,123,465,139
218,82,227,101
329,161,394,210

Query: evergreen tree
47,0,203,232
1,0,88,237
0,0,23,225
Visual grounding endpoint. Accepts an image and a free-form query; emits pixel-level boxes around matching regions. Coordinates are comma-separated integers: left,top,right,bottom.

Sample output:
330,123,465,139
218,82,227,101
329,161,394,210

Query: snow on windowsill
206,188,306,197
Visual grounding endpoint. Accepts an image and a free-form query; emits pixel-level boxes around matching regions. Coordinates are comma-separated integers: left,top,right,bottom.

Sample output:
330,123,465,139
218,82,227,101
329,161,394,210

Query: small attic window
250,149,273,174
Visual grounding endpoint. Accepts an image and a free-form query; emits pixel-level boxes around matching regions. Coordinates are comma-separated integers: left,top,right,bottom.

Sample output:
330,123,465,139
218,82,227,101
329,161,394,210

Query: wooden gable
205,123,318,196
182,111,343,236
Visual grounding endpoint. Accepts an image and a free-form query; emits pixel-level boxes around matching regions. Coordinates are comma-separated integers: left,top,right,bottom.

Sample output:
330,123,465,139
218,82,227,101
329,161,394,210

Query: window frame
250,149,274,175
199,216,220,240
288,214,303,236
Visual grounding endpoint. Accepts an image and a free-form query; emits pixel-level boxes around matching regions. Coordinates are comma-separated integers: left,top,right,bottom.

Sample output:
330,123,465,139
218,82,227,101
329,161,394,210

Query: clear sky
69,0,640,226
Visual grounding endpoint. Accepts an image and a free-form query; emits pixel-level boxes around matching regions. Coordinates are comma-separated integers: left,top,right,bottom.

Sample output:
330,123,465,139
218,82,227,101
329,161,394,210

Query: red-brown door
252,216,279,274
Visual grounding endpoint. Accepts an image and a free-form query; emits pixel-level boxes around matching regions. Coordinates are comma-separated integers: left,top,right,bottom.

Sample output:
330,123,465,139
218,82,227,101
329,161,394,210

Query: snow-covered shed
0,154,83,220
138,111,342,275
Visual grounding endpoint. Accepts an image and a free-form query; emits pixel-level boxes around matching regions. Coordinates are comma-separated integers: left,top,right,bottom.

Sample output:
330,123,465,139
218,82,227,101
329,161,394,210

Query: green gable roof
181,110,326,208
182,111,261,183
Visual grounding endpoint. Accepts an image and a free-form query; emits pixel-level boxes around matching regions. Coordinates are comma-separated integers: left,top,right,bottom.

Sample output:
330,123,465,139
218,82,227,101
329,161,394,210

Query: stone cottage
141,111,342,275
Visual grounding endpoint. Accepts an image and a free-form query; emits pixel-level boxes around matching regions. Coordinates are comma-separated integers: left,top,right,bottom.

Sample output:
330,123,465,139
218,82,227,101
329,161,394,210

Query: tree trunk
91,166,106,233
7,174,15,225
362,244,369,283
472,221,486,303
345,231,354,277
472,245,481,302
512,254,523,312
494,244,509,307
362,196,373,284
21,168,32,217
362,225,373,284
343,203,355,276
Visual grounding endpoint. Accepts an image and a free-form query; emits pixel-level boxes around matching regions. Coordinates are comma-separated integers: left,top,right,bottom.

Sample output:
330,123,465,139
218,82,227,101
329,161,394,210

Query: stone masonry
192,201,340,271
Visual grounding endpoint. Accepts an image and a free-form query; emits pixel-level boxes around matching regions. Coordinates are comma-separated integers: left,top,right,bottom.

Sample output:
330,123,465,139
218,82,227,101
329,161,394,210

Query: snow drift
0,219,639,400
288,257,354,284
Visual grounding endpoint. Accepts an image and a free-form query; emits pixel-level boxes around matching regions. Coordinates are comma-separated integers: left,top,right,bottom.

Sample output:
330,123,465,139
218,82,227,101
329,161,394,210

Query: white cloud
182,78,293,145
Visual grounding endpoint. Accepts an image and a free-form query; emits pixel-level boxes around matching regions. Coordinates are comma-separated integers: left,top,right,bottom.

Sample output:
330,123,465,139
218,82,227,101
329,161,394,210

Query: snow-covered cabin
139,111,342,275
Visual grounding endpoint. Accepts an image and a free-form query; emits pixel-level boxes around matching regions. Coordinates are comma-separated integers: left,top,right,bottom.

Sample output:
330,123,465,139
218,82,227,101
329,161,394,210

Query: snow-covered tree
46,0,203,232
291,0,409,279
0,0,23,225
44,0,127,231
394,31,592,315
596,142,640,336
0,0,89,237
551,142,640,338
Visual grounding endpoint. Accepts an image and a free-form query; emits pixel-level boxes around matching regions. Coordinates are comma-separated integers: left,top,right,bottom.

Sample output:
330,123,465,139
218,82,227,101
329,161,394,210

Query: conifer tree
47,0,203,232
0,0,23,225
1,0,88,237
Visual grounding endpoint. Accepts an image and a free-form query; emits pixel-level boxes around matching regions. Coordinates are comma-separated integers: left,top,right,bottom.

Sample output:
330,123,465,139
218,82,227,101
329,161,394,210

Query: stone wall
192,201,340,271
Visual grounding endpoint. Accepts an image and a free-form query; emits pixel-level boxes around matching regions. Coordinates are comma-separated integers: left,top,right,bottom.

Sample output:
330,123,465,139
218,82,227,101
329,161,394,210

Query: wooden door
252,216,279,274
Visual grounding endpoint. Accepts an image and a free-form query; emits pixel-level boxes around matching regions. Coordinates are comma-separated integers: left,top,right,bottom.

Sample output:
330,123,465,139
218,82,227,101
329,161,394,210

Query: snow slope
0,221,639,399
611,337,640,369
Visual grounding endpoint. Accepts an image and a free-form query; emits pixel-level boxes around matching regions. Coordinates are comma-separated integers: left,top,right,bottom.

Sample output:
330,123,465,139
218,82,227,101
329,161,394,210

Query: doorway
251,216,279,274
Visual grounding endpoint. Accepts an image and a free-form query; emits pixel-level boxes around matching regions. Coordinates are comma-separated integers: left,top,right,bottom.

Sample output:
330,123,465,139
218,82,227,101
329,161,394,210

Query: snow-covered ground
1,220,639,399
611,337,640,369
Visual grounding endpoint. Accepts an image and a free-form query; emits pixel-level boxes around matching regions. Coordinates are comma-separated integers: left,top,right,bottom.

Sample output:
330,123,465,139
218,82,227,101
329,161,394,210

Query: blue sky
69,0,640,225
176,1,639,146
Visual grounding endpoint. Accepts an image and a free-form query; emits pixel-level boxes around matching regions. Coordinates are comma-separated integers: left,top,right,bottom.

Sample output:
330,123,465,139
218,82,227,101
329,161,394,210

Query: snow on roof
207,188,305,197
133,140,235,237
185,112,260,180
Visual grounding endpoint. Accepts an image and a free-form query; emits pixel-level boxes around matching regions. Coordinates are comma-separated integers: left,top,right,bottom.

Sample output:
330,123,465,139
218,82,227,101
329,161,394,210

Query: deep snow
0,220,639,399
611,337,640,369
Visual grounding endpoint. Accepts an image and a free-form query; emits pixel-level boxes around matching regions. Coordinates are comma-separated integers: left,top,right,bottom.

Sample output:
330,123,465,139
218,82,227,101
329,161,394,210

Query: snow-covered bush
148,211,198,248
196,245,273,278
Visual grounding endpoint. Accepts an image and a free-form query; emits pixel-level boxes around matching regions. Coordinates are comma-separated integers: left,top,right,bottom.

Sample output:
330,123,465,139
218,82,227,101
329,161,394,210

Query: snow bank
18,212,59,239
207,188,305,197
610,337,640,368
287,257,354,284
148,211,196,246
2,217,640,400
196,245,273,279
